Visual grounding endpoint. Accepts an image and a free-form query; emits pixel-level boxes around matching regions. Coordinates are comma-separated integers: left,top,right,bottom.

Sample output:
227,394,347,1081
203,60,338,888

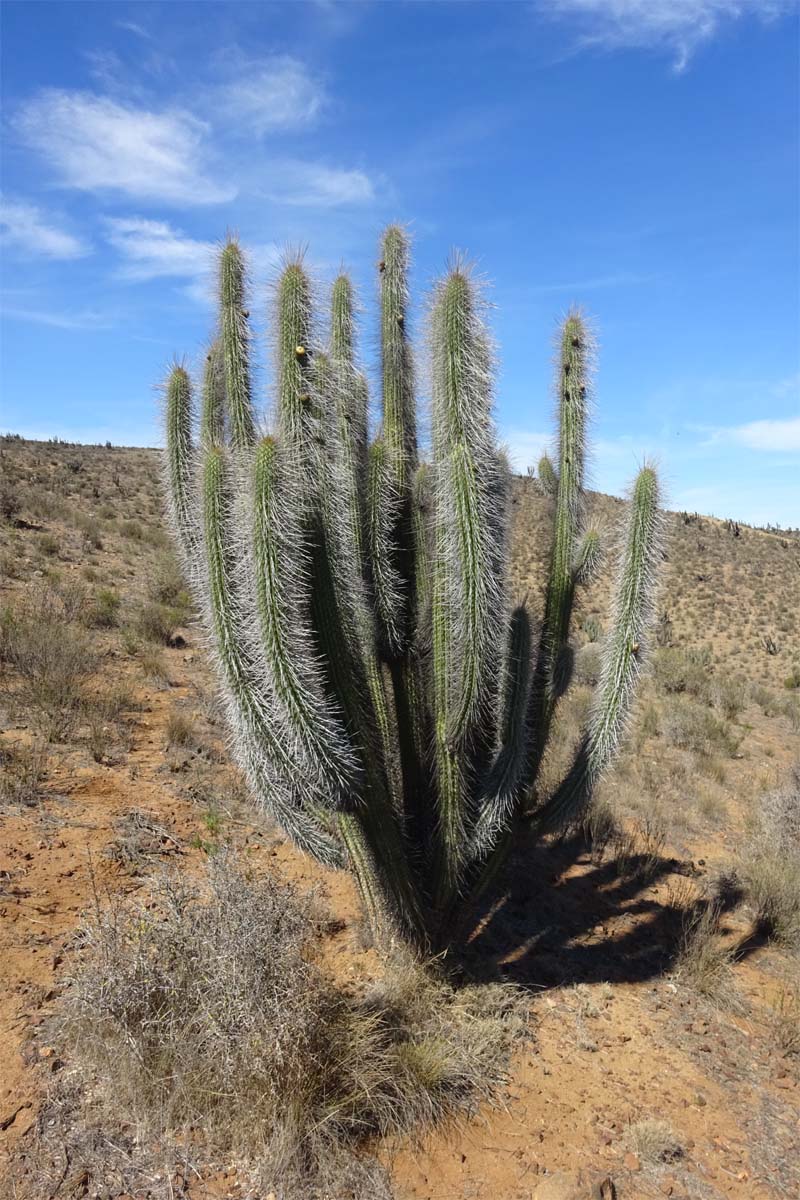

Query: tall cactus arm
380,225,417,489
252,435,363,809
275,254,315,464
331,272,355,365
220,239,256,452
201,340,226,449
540,311,592,689
164,364,198,565
201,443,343,862
429,266,506,899
535,463,663,833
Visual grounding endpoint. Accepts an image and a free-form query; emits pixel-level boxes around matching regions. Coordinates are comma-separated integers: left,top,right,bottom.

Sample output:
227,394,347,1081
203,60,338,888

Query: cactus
164,227,664,952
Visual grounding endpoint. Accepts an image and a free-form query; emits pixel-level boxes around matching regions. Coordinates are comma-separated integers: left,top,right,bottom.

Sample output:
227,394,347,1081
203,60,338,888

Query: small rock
623,1152,641,1172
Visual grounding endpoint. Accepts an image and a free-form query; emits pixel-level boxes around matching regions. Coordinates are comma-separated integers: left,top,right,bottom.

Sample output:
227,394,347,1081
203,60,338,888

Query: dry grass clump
768,976,800,1057
742,765,800,949
56,856,525,1197
0,738,49,806
0,587,99,739
625,1117,683,1164
674,897,737,1004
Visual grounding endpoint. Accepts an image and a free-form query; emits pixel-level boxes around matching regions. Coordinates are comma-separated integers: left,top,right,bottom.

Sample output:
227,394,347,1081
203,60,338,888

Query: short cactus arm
538,453,558,497
535,463,663,832
573,526,602,584
201,340,225,449
275,255,315,465
220,239,256,452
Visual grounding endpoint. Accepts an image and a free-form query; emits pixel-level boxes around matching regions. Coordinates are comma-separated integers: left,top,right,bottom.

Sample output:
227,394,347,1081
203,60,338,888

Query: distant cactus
164,228,664,950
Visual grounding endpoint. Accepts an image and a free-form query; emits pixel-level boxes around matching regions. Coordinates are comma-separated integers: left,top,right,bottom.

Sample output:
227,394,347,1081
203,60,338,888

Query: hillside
0,437,798,1200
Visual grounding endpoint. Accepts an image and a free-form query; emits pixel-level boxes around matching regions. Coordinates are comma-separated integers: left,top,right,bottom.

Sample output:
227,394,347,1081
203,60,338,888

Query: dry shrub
661,694,741,758
0,737,48,806
56,856,525,1197
768,976,800,1057
742,765,800,949
674,897,737,1004
625,1117,683,1164
1,587,98,739
165,708,195,749
134,599,183,645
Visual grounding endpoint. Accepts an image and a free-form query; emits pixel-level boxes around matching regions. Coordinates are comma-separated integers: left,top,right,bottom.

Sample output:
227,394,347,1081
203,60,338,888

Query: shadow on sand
454,831,756,991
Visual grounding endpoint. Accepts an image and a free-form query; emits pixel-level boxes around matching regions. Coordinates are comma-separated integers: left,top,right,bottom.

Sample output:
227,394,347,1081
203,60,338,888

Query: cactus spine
164,229,664,951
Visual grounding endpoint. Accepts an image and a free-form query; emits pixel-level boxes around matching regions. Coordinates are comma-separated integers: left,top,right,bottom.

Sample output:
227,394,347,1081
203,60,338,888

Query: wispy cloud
264,161,377,206
14,90,234,205
116,20,152,40
2,306,114,330
215,55,326,135
0,197,90,259
103,216,216,281
712,414,800,451
545,1,792,71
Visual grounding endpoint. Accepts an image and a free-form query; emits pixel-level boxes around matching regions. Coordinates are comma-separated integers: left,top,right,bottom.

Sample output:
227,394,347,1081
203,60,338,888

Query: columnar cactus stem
220,240,256,452
165,364,197,564
380,225,416,491
275,255,315,463
201,340,225,449
535,463,663,832
430,266,504,900
163,228,665,955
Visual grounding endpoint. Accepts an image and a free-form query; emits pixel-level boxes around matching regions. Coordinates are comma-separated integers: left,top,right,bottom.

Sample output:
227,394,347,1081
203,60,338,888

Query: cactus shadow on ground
454,832,754,990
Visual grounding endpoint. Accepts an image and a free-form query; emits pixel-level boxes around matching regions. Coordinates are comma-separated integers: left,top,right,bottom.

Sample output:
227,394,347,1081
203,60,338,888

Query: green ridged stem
536,464,662,832
538,453,558,497
367,439,405,656
380,225,416,490
252,435,362,810
201,340,225,448
470,605,533,861
430,267,503,902
201,444,342,865
276,256,314,463
162,224,665,957
165,364,196,560
219,240,256,452
574,526,601,584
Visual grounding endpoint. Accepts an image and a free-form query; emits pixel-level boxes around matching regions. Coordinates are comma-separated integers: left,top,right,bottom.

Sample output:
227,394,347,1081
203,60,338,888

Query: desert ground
0,436,798,1199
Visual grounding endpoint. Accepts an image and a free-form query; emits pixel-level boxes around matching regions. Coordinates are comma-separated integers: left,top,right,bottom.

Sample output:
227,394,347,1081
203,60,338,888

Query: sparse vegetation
58,857,524,1194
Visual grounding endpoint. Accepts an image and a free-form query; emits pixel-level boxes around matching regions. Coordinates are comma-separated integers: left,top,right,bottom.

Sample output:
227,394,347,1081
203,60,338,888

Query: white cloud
501,428,554,472
0,197,90,259
723,414,800,451
116,20,152,39
2,306,113,330
104,216,215,281
546,1,791,71
14,89,234,205
217,56,325,135
265,161,376,206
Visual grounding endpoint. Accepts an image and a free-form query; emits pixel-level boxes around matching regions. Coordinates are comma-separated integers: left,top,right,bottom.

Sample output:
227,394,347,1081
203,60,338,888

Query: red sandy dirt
1,637,798,1198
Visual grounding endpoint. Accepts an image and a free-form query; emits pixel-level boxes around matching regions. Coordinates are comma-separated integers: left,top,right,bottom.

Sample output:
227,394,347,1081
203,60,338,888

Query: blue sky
1,0,798,525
